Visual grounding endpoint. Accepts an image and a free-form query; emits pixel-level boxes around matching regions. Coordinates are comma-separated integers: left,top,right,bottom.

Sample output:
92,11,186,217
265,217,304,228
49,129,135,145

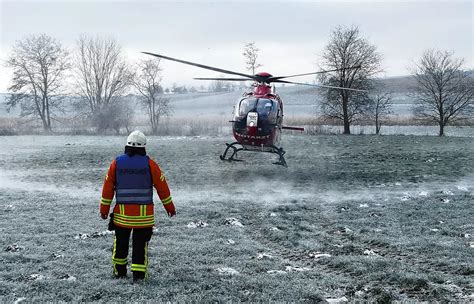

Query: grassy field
0,134,473,302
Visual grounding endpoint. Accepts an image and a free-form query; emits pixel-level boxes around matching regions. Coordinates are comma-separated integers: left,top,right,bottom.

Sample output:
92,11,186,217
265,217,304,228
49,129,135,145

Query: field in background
0,135,473,302
2,115,473,138
4,83,473,137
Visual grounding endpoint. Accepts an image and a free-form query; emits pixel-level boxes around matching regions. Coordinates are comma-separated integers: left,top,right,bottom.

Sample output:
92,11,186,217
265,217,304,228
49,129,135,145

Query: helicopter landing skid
219,142,288,168
271,146,288,168
220,142,244,162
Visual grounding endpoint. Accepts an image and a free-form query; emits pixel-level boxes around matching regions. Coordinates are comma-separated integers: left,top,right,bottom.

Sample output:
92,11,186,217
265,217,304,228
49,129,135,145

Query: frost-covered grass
0,134,473,302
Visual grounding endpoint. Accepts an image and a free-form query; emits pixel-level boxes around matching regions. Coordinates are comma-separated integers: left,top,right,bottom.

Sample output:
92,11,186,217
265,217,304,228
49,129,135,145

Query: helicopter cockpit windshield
236,98,277,122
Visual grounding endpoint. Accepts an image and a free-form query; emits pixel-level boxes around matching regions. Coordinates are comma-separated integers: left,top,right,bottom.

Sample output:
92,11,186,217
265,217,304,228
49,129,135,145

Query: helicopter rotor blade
269,65,362,81
142,52,255,79
193,77,253,81
273,80,367,92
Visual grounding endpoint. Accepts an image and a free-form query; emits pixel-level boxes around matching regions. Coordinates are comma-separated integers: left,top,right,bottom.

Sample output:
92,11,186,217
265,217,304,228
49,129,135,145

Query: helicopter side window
256,99,277,122
256,100,272,115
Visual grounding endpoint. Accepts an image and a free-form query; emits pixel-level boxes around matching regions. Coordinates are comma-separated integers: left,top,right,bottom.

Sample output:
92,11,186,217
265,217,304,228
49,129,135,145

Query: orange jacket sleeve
100,160,116,215
149,158,174,208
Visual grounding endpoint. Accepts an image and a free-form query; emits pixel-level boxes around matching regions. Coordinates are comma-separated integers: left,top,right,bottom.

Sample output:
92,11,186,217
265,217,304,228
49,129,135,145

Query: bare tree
208,74,230,92
319,25,382,134
366,92,392,135
5,34,69,132
210,80,225,92
131,58,171,134
91,97,134,134
412,50,474,136
243,42,262,75
74,35,131,131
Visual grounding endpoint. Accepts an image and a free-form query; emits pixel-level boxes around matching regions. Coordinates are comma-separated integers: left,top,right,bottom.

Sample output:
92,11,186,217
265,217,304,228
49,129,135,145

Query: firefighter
99,130,176,282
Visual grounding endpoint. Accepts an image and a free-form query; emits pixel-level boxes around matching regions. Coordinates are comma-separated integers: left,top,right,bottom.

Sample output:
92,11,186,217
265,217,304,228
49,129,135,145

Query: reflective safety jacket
115,154,153,205
100,154,173,228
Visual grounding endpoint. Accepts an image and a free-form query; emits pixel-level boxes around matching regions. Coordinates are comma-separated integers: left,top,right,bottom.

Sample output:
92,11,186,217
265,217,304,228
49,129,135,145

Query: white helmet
126,130,147,147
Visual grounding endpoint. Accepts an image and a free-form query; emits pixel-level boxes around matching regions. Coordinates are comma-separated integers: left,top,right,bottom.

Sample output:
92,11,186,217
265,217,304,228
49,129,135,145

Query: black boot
133,271,145,283
114,264,127,278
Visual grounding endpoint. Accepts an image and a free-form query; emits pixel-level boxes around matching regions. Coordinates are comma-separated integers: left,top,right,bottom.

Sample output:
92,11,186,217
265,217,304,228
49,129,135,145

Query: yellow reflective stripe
131,264,146,272
101,198,112,206
131,265,146,269
112,257,128,265
114,222,155,228
114,214,154,220
119,204,124,215
161,196,172,205
114,218,155,227
112,236,116,259
160,173,165,182
112,237,118,275
140,205,145,217
145,241,149,278
114,219,155,226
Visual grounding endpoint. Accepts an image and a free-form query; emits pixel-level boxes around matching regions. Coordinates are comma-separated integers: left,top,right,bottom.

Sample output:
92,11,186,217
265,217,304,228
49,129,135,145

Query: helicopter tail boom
282,126,305,131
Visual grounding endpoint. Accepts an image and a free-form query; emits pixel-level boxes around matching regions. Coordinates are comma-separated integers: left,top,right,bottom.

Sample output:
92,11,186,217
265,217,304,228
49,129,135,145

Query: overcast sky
0,0,472,92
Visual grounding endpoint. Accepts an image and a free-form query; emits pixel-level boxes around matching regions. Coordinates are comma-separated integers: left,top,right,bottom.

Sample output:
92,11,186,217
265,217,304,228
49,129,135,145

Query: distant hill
378,75,416,93
377,71,474,93
0,76,420,120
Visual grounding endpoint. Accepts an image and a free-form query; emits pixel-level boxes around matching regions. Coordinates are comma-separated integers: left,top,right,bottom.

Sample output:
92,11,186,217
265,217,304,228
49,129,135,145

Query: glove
164,203,176,217
108,213,115,231
100,213,108,220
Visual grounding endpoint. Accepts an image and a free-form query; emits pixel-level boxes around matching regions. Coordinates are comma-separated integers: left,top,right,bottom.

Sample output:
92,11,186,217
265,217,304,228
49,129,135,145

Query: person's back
99,130,176,282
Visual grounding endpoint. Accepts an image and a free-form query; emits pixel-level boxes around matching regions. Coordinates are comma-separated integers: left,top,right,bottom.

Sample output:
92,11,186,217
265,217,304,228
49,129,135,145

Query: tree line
4,27,474,136
5,34,171,134
246,27,473,136
317,26,473,136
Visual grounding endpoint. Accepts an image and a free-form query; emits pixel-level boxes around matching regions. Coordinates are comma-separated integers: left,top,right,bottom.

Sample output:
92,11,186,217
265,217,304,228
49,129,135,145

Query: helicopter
142,51,363,167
